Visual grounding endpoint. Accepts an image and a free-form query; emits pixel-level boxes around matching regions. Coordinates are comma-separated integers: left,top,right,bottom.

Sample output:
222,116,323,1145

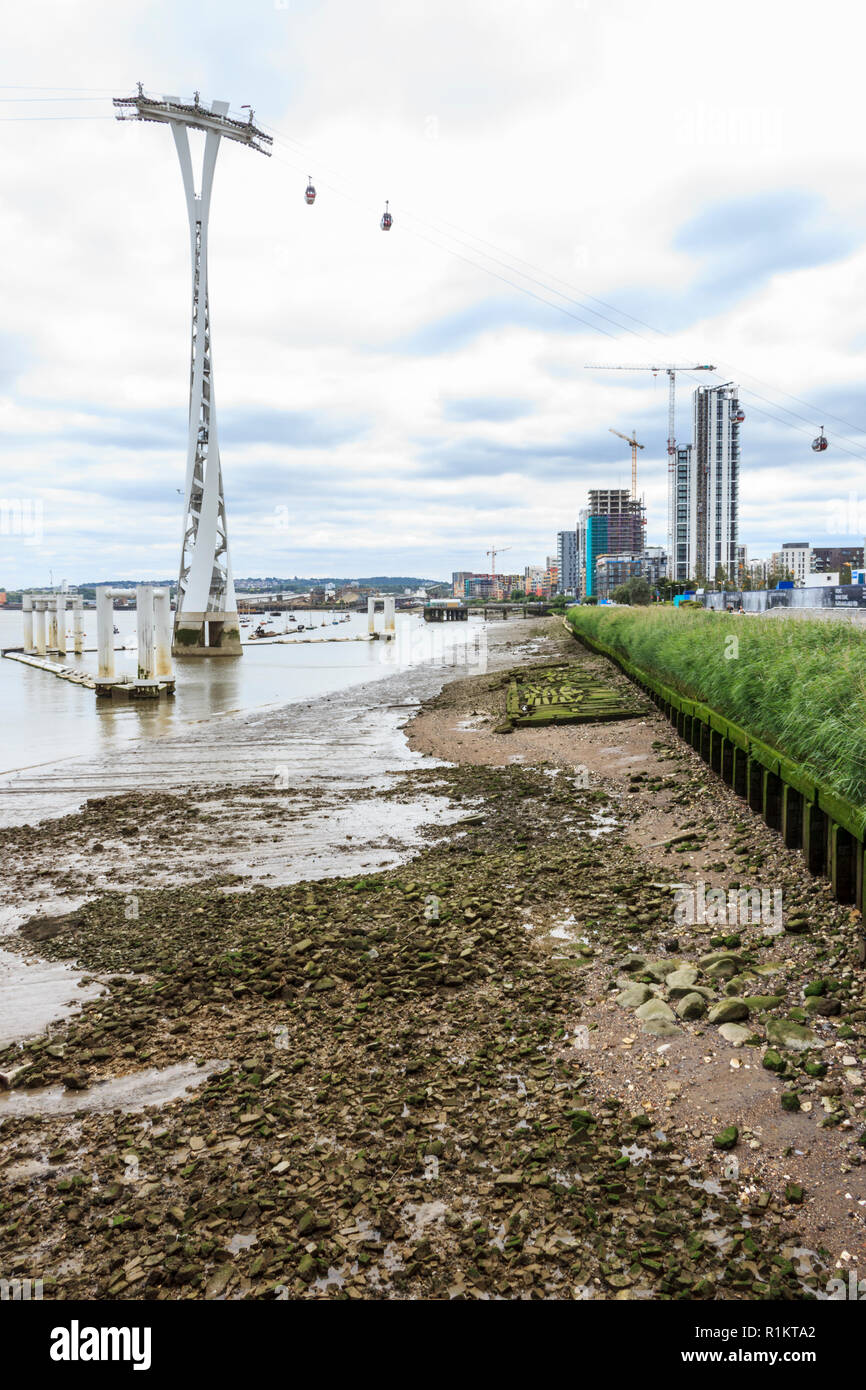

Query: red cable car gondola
380,199,392,231
305,176,316,205
812,426,828,453
734,407,745,423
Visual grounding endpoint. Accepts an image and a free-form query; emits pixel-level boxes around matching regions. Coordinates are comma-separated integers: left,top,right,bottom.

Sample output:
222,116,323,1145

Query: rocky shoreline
0,618,863,1299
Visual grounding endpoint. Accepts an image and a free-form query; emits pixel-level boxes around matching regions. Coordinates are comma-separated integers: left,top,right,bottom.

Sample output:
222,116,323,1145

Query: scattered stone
618,955,647,974
634,997,676,1023
713,1126,739,1151
766,1020,822,1052
640,1017,680,1037
615,984,653,1010
804,996,841,1017
718,1023,754,1046
61,1073,89,1091
803,1060,828,1078
205,1265,234,1298
784,917,810,935
762,1049,786,1073
0,634,853,1305
665,966,699,993
675,992,707,1020
707,998,749,1024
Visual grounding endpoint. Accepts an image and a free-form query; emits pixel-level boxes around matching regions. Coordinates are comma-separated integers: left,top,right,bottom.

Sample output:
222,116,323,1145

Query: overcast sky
2,0,866,587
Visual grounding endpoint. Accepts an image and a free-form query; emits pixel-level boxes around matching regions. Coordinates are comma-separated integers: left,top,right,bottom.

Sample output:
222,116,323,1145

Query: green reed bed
567,606,866,812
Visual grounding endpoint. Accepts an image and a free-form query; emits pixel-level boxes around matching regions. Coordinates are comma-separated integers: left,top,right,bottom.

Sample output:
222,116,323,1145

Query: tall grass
567,606,866,812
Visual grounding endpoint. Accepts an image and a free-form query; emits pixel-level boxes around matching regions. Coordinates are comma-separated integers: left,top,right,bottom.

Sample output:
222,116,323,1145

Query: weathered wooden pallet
506,663,645,726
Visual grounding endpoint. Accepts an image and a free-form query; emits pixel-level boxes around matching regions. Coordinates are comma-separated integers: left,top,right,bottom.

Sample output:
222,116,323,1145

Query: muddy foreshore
0,619,864,1300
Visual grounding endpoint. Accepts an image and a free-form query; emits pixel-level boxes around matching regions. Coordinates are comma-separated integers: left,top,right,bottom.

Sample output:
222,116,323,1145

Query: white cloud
1,0,865,586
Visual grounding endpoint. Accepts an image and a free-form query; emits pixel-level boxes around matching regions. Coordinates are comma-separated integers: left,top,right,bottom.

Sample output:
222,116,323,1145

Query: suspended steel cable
10,96,862,454
0,96,110,102
0,114,116,121
263,122,636,335
267,145,620,339
0,84,118,91
260,116,866,452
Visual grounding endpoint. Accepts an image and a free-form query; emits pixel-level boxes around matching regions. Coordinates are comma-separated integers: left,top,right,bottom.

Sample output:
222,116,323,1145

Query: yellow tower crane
609,428,644,501
587,363,715,559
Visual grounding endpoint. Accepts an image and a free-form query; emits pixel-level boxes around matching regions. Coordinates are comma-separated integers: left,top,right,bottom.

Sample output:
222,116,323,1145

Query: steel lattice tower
114,86,271,655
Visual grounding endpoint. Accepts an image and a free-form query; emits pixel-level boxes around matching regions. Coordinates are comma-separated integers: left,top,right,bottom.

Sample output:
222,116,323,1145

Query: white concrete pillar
153,589,173,679
46,597,58,652
96,588,115,682
136,585,155,681
367,596,376,635
55,593,67,657
384,596,396,635
22,594,33,653
72,601,84,657
34,602,46,656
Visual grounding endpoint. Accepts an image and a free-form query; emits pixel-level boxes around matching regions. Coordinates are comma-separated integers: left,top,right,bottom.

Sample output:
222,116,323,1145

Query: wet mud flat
407,622,866,1270
0,620,863,1300
0,621,549,914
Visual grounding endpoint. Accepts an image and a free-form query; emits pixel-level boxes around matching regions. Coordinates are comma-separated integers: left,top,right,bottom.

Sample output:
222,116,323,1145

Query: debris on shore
0,620,863,1299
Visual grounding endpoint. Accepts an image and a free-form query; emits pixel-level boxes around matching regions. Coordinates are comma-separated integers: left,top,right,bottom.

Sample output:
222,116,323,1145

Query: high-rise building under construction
578,489,645,596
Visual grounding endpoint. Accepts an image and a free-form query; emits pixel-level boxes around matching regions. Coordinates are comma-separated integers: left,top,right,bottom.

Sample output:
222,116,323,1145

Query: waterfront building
524,565,546,597
780,542,811,585
578,489,645,597
557,530,578,595
746,558,770,588
692,383,741,583
464,575,496,600
811,545,864,573
497,573,524,599
670,444,697,583
594,547,668,599
770,552,790,579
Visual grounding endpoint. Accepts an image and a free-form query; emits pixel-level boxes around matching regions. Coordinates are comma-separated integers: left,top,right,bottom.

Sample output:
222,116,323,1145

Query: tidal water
0,614,558,1058
0,607,486,791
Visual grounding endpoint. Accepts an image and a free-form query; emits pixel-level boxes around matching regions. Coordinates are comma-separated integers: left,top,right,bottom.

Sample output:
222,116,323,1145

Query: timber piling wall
568,624,866,916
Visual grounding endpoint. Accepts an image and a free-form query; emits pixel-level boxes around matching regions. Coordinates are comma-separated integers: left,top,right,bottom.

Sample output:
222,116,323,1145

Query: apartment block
557,530,578,595
693,383,741,582
578,489,645,597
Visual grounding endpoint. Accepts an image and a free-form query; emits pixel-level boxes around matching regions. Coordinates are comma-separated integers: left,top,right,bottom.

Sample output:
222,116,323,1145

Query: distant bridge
476,602,554,619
